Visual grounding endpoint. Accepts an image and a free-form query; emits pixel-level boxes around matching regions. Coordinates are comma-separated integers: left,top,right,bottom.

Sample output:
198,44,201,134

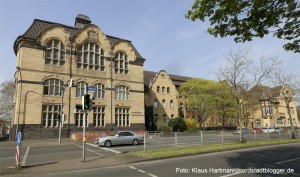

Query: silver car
95,131,144,147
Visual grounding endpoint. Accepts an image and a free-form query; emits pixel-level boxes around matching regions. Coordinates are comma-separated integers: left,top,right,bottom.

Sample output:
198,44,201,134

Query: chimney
74,14,91,29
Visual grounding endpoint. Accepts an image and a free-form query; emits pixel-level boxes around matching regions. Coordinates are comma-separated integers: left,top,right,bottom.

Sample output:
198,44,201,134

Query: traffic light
62,114,67,122
83,94,90,110
68,79,75,88
89,96,95,111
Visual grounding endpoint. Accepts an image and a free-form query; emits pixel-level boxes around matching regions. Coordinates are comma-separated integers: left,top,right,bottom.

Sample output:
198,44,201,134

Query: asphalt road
0,142,134,169
9,143,300,177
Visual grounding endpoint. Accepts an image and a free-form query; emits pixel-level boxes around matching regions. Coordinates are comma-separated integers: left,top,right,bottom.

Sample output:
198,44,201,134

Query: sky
0,0,299,84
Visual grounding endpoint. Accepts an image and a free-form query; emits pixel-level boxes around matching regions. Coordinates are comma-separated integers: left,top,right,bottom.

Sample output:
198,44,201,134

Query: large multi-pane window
45,39,65,65
115,85,129,100
75,112,87,127
115,107,130,127
93,106,105,127
42,105,60,127
76,82,88,97
77,43,105,71
114,52,128,74
43,79,64,96
94,83,105,99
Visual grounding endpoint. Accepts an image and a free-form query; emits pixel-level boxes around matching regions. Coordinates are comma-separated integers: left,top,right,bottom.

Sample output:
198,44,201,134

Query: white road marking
219,172,242,177
21,146,30,166
74,144,102,156
129,166,158,177
129,166,137,170
86,143,122,154
275,157,300,164
138,169,146,173
148,173,158,177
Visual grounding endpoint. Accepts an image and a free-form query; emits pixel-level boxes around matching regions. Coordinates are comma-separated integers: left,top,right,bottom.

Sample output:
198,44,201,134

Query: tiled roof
14,19,145,60
144,70,193,91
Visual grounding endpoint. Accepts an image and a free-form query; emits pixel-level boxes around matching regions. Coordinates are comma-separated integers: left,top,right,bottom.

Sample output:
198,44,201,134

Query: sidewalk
0,138,147,175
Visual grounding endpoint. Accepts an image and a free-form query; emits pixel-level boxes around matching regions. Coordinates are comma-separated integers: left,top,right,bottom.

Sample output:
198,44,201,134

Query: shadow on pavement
225,146,300,177
22,162,58,168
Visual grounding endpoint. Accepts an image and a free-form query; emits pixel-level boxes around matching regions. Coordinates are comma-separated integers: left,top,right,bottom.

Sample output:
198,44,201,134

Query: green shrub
185,117,199,131
168,117,187,132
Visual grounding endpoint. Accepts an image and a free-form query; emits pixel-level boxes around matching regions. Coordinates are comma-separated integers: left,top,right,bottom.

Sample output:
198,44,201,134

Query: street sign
88,86,97,92
16,131,22,146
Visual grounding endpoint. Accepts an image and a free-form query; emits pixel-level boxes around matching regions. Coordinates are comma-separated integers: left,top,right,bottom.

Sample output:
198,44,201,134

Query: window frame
76,82,88,97
114,52,129,74
115,85,129,100
43,78,64,96
45,39,66,66
94,83,105,99
76,43,105,71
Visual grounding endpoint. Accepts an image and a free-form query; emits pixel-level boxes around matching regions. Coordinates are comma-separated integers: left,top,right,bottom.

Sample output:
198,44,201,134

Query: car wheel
132,139,139,145
104,140,112,147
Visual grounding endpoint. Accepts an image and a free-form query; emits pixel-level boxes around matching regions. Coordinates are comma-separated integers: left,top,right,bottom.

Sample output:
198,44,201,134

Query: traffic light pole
82,84,87,163
59,86,66,143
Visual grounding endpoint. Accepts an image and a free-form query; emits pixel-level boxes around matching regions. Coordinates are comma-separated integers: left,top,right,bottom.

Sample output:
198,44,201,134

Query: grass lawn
129,139,300,159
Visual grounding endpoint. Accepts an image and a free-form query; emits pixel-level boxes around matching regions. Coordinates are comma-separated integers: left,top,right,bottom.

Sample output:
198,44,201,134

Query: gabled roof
14,19,145,60
144,70,193,90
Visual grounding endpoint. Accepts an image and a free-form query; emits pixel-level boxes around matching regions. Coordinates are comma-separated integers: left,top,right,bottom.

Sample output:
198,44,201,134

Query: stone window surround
45,39,65,66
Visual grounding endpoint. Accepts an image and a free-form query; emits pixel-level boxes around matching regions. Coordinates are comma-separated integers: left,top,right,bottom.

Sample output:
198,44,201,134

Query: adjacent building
245,84,299,129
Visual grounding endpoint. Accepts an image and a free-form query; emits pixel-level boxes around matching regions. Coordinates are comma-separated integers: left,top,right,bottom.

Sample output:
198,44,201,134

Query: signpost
16,131,22,167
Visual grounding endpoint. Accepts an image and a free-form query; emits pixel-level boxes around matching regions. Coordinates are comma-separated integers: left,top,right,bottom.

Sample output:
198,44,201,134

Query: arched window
162,86,165,93
77,43,105,71
94,83,105,99
43,79,64,96
157,86,160,93
45,39,65,65
162,99,166,109
114,52,128,74
170,100,174,109
115,85,129,100
76,82,88,97
167,87,170,94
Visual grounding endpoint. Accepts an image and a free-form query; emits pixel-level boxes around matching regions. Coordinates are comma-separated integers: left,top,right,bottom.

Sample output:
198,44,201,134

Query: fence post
279,131,281,141
268,131,270,141
221,130,224,145
175,132,177,149
254,131,257,141
200,131,203,146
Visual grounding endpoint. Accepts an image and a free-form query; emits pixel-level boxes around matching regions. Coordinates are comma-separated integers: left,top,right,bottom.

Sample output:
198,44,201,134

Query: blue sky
0,0,299,84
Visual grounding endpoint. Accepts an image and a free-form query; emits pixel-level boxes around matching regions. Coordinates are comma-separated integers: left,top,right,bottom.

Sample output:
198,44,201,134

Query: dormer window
45,39,65,65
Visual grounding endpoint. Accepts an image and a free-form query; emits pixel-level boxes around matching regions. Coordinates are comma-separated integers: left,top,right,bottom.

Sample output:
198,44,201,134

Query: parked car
263,127,275,133
250,128,264,134
233,128,249,135
95,131,144,147
274,127,284,133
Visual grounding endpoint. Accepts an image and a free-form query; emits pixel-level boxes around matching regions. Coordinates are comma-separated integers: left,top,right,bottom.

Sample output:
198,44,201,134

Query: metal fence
144,130,300,150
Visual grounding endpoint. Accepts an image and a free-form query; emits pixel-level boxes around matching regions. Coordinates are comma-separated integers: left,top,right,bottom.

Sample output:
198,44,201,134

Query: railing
144,130,300,150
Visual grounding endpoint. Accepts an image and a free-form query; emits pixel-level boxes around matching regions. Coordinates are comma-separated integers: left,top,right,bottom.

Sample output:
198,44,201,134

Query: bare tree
0,79,15,122
270,69,300,139
216,48,281,142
